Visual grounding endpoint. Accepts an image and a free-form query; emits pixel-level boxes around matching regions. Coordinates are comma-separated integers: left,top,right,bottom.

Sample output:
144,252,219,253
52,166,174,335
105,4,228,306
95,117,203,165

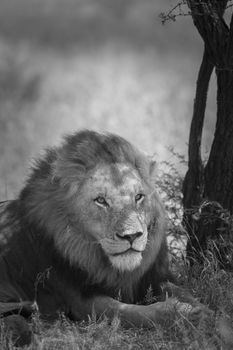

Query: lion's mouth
112,248,142,256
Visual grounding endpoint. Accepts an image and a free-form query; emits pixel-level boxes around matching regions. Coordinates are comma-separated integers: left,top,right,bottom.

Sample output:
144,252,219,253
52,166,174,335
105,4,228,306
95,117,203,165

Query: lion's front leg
69,294,206,328
69,294,169,327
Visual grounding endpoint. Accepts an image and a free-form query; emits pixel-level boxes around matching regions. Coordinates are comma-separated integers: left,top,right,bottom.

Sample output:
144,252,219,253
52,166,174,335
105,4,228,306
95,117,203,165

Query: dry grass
1,246,233,349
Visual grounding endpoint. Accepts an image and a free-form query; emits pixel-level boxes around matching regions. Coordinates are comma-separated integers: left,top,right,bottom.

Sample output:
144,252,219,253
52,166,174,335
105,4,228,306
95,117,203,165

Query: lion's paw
174,300,212,326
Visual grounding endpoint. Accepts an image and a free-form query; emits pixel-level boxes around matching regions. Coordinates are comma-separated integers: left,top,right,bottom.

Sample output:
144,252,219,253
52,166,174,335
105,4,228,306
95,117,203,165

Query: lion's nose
116,232,143,244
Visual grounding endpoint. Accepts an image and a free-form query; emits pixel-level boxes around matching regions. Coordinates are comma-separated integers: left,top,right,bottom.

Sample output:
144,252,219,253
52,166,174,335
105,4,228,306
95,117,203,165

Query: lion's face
74,162,155,271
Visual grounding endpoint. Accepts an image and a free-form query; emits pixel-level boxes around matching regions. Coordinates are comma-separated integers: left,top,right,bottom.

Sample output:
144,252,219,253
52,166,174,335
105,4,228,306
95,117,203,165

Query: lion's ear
51,149,86,189
136,151,157,184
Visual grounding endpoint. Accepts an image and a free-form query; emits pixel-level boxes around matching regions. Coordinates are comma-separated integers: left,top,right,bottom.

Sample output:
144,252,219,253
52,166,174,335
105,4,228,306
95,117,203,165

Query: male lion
0,130,204,345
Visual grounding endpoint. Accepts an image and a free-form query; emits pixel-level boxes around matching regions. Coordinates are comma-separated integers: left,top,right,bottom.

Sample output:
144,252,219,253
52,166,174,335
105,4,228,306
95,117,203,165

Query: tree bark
205,68,233,209
183,0,233,265
182,48,214,260
183,47,213,210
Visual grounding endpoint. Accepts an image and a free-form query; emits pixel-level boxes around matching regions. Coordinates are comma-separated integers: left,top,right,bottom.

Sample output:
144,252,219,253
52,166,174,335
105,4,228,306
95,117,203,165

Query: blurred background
0,0,216,199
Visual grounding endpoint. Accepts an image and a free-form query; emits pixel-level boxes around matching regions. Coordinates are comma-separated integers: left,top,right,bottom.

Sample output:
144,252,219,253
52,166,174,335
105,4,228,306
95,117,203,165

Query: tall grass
1,253,233,349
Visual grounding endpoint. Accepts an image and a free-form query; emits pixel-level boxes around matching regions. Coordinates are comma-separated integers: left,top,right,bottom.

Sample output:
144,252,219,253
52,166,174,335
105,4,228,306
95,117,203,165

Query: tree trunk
183,47,213,210
205,69,233,209
183,0,233,266
186,68,233,268
183,48,214,261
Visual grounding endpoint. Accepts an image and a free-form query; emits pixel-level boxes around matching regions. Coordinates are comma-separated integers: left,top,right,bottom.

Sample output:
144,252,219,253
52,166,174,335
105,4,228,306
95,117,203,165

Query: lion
0,130,206,345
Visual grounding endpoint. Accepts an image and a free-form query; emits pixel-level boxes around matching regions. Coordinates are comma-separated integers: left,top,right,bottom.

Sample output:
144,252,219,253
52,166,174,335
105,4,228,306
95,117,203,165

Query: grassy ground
1,253,233,350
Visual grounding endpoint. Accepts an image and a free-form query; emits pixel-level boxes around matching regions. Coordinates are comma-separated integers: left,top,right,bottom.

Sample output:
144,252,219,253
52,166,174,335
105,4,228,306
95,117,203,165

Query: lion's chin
109,251,142,272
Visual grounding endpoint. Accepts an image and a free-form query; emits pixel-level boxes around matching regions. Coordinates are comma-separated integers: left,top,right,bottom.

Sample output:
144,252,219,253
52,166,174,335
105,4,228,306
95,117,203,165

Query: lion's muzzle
115,210,147,247
115,231,143,244
100,211,148,271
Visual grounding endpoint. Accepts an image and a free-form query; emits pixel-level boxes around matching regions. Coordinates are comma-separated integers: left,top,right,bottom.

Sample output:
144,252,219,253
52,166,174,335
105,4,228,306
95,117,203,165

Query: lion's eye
94,196,109,207
135,193,145,203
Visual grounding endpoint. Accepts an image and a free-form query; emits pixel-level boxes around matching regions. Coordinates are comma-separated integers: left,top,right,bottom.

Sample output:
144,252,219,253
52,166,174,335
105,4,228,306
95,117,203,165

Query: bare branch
159,1,191,24
159,0,233,25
